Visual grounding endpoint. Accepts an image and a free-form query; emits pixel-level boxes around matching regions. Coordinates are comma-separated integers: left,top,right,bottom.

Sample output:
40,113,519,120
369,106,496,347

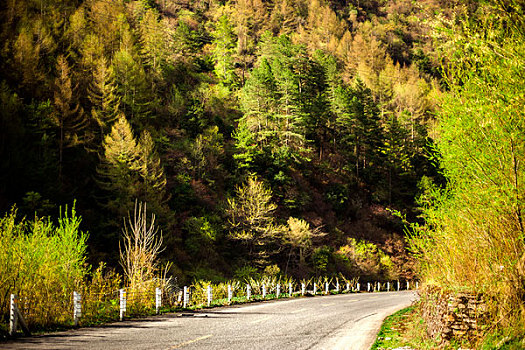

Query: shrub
336,238,395,280
0,205,88,329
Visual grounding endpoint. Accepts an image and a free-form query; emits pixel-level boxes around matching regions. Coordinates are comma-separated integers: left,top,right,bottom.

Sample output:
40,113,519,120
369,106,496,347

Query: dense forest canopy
2,0,525,344
0,0,455,282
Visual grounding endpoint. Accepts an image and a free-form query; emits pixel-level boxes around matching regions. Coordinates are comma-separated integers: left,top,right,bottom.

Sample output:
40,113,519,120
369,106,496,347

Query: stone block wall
420,286,487,343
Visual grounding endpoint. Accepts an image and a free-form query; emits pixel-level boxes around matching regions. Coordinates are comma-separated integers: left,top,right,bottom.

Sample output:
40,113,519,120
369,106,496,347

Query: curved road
3,291,417,350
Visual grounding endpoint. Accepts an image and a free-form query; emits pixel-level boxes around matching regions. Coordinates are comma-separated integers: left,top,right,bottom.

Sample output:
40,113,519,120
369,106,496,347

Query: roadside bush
0,205,88,329
409,5,525,343
336,238,395,280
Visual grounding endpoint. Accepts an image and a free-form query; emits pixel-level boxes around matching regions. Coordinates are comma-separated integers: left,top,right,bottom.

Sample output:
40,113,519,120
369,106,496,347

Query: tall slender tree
212,14,238,87
52,55,86,180
227,176,282,267
88,57,120,139
97,114,140,221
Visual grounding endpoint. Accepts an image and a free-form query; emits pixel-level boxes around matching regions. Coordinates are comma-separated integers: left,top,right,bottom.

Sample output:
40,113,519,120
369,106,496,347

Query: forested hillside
0,0,448,282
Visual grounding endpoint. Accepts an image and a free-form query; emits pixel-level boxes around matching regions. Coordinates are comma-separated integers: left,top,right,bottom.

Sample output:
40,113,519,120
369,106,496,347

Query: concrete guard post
156,287,162,314
119,289,126,321
73,291,82,326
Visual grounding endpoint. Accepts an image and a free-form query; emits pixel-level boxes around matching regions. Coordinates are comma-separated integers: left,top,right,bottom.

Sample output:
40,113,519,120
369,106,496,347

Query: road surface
2,291,417,350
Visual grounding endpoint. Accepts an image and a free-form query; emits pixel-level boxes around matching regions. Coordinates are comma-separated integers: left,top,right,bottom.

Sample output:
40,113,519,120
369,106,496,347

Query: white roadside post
377,282,381,292
262,285,267,299
336,282,340,293
73,291,82,326
301,283,305,296
387,282,390,292
247,284,251,300
325,282,329,294
407,281,410,290
367,282,370,292
9,294,17,336
9,295,29,336
346,283,350,292
276,284,280,298
228,285,232,303
397,281,400,291
289,283,293,296
206,285,212,307
356,283,360,292
183,286,188,308
156,287,162,314
119,289,126,321
313,283,317,295
416,281,419,289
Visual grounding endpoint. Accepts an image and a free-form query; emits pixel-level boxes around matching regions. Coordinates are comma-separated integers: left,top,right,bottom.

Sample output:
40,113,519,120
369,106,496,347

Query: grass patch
481,332,525,350
371,304,442,350
371,306,415,350
372,302,525,350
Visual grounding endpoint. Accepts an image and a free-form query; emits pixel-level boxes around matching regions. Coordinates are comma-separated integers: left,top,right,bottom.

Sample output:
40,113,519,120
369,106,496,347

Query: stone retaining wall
420,286,487,343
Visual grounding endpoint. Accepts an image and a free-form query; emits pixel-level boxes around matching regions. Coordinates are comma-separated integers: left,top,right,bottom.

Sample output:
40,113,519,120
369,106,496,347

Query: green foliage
212,15,238,87
232,120,261,172
312,246,332,275
227,176,282,266
0,0,444,315
234,265,259,280
189,126,225,183
240,34,318,156
111,49,154,127
336,238,395,280
20,191,56,218
481,332,525,350
263,264,280,276
97,115,167,228
80,263,122,325
283,217,324,272
184,216,219,258
410,1,525,341
0,205,88,328
325,183,349,214
87,57,120,139
371,306,416,350
137,7,170,74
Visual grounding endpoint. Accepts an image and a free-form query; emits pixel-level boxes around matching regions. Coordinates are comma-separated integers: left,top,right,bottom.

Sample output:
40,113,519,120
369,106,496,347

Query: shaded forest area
0,0,452,283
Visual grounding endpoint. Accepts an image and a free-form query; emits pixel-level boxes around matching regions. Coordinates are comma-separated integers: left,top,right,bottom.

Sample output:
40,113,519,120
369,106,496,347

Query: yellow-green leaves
227,176,281,266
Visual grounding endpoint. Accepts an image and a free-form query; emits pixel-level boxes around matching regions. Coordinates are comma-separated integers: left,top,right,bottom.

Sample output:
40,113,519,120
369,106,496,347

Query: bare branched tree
120,200,164,291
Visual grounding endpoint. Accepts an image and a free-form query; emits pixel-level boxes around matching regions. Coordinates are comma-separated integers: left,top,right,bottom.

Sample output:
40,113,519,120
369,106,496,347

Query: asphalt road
2,291,417,350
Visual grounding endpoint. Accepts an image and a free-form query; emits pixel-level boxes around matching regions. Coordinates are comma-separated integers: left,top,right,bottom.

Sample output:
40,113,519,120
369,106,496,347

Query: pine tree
231,0,268,83
12,24,50,97
392,65,431,144
294,0,346,55
212,15,238,87
333,77,384,178
241,34,317,155
227,176,282,267
240,57,278,146
348,77,384,178
138,8,169,74
273,57,304,150
98,115,168,223
111,49,154,129
233,119,261,173
380,115,412,204
134,130,168,208
52,55,86,180
87,0,127,56
97,114,140,220
88,57,120,138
